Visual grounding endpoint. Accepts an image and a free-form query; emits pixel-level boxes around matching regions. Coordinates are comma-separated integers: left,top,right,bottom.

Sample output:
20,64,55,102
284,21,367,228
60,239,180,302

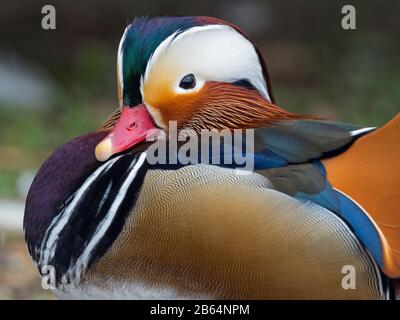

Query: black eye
179,74,196,89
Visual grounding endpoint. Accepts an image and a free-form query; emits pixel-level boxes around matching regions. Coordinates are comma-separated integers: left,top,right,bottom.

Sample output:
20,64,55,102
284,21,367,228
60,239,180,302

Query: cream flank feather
81,165,387,300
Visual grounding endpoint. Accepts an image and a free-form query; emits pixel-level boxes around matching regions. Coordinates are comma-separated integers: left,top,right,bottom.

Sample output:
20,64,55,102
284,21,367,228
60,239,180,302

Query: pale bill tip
95,138,113,162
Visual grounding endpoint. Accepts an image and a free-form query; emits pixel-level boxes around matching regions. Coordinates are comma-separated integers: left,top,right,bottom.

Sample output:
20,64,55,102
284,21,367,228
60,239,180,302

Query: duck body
24,16,400,299
58,163,387,299
25,121,398,299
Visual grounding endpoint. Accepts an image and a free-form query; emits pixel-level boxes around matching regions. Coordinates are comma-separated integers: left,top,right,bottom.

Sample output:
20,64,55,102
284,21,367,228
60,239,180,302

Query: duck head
95,16,301,161
25,15,290,267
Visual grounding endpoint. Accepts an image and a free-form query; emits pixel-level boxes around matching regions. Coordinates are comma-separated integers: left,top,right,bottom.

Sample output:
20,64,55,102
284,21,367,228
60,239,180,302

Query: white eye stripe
117,26,129,106
142,24,271,101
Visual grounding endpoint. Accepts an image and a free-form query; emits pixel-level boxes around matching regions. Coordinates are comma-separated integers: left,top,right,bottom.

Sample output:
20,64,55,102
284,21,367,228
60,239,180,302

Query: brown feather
183,82,318,132
97,108,121,131
97,83,319,133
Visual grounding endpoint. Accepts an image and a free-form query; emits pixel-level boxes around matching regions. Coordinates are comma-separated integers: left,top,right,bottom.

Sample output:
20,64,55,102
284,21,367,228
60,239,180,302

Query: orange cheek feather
143,81,303,131
143,79,202,129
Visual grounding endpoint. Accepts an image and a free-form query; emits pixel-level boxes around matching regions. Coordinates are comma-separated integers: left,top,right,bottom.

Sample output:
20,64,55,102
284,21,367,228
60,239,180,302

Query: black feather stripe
45,153,149,284
86,154,149,270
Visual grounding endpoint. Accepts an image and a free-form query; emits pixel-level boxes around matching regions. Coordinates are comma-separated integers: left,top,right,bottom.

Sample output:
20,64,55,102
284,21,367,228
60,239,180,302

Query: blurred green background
0,0,399,299
1,0,399,198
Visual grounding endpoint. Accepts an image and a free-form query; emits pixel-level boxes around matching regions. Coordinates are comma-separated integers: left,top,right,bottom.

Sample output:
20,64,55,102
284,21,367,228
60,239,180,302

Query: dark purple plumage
24,131,108,261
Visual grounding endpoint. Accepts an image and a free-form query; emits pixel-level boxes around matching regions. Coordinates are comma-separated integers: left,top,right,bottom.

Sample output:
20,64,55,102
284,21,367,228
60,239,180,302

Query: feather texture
83,165,388,299
323,113,400,277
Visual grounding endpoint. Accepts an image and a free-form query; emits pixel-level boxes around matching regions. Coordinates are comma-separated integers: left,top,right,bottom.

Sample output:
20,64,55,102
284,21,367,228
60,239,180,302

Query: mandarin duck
24,16,400,299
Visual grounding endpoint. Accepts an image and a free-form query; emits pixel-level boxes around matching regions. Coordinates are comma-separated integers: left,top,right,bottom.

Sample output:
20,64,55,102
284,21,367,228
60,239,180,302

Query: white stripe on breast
69,152,147,282
39,156,122,269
